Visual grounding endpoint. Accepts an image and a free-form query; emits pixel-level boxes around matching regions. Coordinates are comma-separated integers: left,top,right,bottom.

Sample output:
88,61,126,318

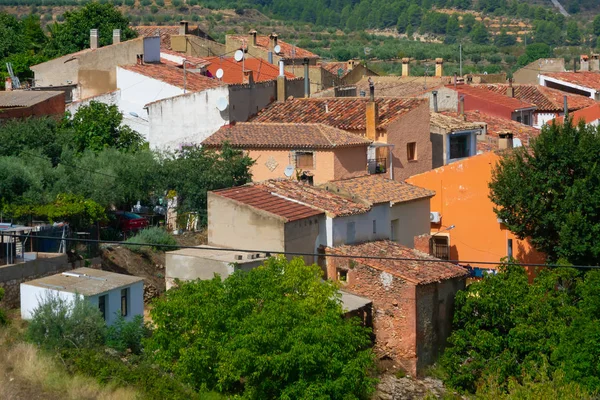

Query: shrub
171,0,181,6
27,293,106,351
124,227,178,252
106,315,149,354
0,288,7,326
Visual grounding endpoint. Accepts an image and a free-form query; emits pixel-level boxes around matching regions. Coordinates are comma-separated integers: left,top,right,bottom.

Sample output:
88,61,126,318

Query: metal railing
367,158,387,174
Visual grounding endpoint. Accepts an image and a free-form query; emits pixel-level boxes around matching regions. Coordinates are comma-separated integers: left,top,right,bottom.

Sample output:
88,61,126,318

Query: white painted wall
539,75,597,99
20,284,77,320
146,87,230,150
536,112,559,128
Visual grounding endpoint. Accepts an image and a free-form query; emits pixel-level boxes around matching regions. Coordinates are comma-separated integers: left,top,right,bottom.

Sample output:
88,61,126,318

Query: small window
523,114,530,126
372,220,377,234
121,288,129,317
407,142,417,161
99,295,107,321
295,151,314,169
516,116,522,123
449,134,471,160
338,269,348,283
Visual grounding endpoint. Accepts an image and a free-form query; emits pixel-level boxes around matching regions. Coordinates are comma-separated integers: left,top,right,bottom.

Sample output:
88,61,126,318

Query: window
407,142,417,161
430,236,449,260
346,222,356,244
523,114,530,126
99,295,107,321
121,288,129,317
372,220,377,234
295,151,314,169
507,239,513,258
449,134,471,160
337,269,348,283
516,116,522,123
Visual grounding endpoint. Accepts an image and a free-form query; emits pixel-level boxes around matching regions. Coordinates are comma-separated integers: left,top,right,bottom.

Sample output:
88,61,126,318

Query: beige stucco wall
513,58,565,84
207,192,285,251
332,146,368,180
170,35,226,57
284,216,322,265
418,86,458,112
390,199,431,248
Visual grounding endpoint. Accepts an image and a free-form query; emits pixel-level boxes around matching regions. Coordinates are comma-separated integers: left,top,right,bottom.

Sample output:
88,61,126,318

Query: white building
21,267,144,326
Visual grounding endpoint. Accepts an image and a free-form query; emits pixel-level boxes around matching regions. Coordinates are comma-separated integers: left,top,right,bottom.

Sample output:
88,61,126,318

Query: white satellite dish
216,97,228,111
216,68,224,79
274,44,281,54
284,165,294,177
513,138,523,148
234,50,244,62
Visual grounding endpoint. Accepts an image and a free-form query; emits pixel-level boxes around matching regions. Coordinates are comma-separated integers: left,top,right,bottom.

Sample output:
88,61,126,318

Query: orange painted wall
407,152,545,268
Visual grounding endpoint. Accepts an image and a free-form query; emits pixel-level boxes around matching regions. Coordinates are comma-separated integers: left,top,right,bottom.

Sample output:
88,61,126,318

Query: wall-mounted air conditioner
430,212,441,224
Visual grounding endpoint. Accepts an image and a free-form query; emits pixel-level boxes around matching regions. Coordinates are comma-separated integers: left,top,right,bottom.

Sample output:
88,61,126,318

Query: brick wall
0,92,65,119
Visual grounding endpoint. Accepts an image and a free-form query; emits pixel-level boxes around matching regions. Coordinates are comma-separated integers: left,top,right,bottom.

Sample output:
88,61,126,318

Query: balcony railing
367,158,387,174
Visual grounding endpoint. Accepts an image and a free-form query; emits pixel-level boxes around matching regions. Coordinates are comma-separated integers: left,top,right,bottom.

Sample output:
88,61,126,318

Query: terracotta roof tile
202,123,371,149
430,112,484,132
327,240,468,285
119,62,224,92
322,175,435,205
212,185,323,222
229,35,318,60
473,84,596,112
159,50,211,68
450,84,536,111
0,91,63,107
542,71,600,91
252,97,427,130
200,56,296,83
553,103,600,125
134,25,213,50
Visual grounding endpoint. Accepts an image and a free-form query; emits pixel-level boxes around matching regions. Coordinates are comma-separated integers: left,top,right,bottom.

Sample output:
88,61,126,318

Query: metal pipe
303,58,310,98
432,90,438,113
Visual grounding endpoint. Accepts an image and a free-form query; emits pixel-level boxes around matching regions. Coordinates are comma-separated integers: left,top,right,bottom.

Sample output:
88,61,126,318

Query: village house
134,21,225,57
321,60,378,86
513,58,565,84
324,240,468,376
202,122,373,184
252,94,431,181
0,91,65,119
20,268,144,326
321,175,435,247
539,71,600,100
430,113,484,168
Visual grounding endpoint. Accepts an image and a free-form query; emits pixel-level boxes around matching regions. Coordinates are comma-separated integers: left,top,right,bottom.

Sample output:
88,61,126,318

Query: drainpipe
564,95,568,119
303,57,310,98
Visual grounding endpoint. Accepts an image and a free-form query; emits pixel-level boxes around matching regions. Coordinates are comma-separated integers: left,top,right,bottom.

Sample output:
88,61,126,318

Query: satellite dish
513,138,523,148
284,165,294,177
234,50,244,62
216,97,228,111
216,68,224,79
274,44,281,54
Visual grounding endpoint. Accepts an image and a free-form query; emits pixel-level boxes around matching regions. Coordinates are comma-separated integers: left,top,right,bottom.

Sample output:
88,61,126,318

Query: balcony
367,158,387,174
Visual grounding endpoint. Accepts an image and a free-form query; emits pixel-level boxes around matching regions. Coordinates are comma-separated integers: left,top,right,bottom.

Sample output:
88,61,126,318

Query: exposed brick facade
0,92,65,119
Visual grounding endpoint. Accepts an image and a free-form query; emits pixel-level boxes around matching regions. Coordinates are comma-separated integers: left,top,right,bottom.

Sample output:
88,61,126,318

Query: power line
6,233,599,269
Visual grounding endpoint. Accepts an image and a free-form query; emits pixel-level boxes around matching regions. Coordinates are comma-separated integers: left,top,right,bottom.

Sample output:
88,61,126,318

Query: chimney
347,60,355,71
112,29,121,45
365,78,378,141
90,29,98,50
591,54,600,72
506,78,514,98
303,58,310,98
573,57,578,73
277,60,286,102
243,70,254,85
459,95,465,119
432,90,438,113
498,133,514,150
580,54,589,71
435,58,443,77
249,29,257,46
4,77,12,91
402,58,410,77
564,95,568,119
179,20,189,35
269,33,278,50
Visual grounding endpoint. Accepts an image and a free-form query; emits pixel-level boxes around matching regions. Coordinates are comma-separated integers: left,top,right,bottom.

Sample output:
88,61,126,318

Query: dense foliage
441,263,600,396
489,121,600,265
124,227,179,252
0,288,6,326
146,257,377,399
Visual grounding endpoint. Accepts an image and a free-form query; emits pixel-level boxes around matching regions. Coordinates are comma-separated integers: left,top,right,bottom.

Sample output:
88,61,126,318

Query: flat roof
339,290,372,312
23,267,143,296
167,245,269,264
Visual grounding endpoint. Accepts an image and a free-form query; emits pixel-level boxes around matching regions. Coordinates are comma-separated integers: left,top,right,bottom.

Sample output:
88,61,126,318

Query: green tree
0,116,64,163
470,22,490,44
566,20,581,45
489,122,600,265
594,15,600,37
461,13,476,33
494,28,516,47
517,43,552,67
446,14,460,37
146,257,377,398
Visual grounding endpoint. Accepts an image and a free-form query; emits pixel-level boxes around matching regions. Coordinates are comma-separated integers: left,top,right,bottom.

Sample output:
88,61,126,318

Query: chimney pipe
303,58,310,98
580,54,589,71
498,133,513,150
179,20,189,35
269,33,278,50
432,90,438,113
366,77,378,141
507,78,514,98
268,51,273,64
277,60,286,102
401,58,410,77
369,77,374,102
243,70,254,85
90,29,98,50
113,29,121,45
435,58,443,77
459,95,465,118
249,29,257,46
564,95,568,119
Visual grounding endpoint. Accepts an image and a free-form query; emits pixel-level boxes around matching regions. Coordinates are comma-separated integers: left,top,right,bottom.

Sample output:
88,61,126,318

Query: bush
0,288,7,326
106,314,149,354
124,227,178,252
27,293,106,351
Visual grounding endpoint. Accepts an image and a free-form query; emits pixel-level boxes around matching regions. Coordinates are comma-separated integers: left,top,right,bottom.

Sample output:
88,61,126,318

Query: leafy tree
470,22,490,44
489,122,600,265
0,116,64,163
105,314,149,354
517,43,552,66
146,257,377,398
446,14,460,38
594,15,600,37
566,20,581,45
494,28,516,47
0,13,26,60
461,13,476,33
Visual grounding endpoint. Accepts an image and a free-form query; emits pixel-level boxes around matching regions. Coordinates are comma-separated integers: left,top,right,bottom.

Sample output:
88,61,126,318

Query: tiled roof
159,50,211,68
119,62,224,92
252,97,427,130
553,103,600,125
450,84,536,111
229,35,318,60
201,56,296,83
202,123,371,149
134,25,213,50
354,76,448,97
542,71,600,91
257,179,371,217
0,91,63,107
322,175,435,205
430,112,484,132
212,185,323,222
327,240,468,285
473,84,596,112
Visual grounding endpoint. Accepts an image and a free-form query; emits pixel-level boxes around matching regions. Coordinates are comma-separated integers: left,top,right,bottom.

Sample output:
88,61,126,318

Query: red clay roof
119,62,224,92
450,84,536,111
202,123,371,149
553,103,600,125
327,240,468,285
322,175,435,205
159,50,211,68
134,25,213,50
252,97,427,130
542,71,600,91
473,84,596,112
212,185,323,222
229,35,318,60
200,56,296,83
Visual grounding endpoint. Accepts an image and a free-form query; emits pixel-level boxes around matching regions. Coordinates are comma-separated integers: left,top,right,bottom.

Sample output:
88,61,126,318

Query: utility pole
183,59,187,94
459,43,462,76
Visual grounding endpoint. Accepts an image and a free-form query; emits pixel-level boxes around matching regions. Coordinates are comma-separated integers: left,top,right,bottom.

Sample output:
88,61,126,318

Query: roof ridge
319,124,337,147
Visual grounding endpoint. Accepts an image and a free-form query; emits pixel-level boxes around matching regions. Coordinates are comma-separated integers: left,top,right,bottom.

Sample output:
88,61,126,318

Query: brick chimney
347,59,355,71
402,58,410,77
249,29,257,46
591,54,600,72
580,54,589,72
90,29,98,50
243,70,254,85
5,77,12,91
459,95,465,119
435,58,443,77
365,79,378,141
113,29,121,45
498,133,514,150
506,78,514,98
179,20,189,35
269,33,278,50
277,60,286,102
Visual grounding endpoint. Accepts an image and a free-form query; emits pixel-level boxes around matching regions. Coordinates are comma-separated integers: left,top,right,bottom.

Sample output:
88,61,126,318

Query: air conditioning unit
430,212,441,223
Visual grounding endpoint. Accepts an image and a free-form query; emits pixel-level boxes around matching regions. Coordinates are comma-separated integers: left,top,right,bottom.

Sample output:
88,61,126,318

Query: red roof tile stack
120,62,224,92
